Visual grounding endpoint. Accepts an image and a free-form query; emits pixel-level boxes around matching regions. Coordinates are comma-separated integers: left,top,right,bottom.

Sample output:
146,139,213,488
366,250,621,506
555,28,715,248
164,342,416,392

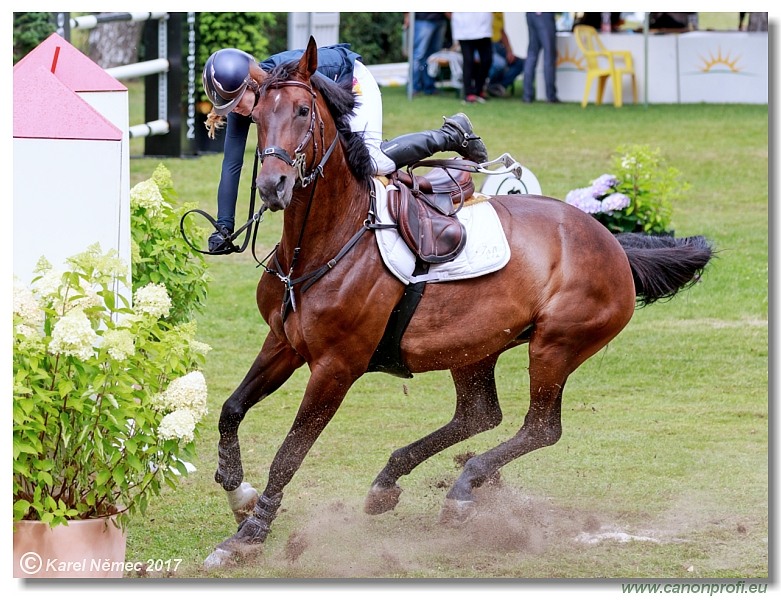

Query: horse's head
250,37,329,212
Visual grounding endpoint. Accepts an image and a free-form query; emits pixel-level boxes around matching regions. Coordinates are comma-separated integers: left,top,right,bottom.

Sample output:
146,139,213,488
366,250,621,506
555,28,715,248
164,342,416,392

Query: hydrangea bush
13,246,210,529
564,174,633,231
565,145,689,234
131,164,210,325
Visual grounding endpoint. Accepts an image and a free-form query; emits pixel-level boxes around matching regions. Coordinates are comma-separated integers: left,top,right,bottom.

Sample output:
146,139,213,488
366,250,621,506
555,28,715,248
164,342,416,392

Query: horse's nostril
276,175,287,196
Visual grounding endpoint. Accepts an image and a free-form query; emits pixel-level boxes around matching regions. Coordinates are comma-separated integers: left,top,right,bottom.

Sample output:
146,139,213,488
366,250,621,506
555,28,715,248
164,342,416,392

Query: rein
266,186,391,320
179,79,335,265
256,79,373,319
180,149,267,262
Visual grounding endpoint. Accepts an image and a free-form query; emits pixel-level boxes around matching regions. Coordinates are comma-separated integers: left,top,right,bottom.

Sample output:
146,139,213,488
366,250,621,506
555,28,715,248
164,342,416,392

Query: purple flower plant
601,192,631,212
591,174,619,197
564,187,603,214
565,173,630,215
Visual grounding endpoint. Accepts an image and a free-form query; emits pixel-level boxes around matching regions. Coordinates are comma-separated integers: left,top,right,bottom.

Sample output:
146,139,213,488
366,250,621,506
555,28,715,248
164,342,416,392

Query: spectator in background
450,12,493,104
487,12,524,97
648,13,694,31
739,12,768,31
523,12,559,104
406,12,448,95
574,12,622,32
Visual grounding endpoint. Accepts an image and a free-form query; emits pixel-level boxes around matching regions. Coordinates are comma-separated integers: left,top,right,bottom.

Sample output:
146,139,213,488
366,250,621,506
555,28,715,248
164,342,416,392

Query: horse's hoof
203,539,263,569
226,482,259,524
364,483,403,515
439,499,477,527
204,517,268,569
203,548,235,570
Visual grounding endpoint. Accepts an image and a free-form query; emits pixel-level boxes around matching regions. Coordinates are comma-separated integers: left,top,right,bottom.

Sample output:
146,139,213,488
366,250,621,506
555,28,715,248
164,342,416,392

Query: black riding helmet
202,48,256,116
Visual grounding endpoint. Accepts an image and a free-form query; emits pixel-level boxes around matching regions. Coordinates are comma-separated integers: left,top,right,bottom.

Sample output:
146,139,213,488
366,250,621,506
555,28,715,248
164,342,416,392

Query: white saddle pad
372,178,511,285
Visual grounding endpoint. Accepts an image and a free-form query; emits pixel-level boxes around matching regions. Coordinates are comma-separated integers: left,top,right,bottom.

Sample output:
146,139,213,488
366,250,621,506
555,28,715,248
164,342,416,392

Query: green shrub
196,13,277,103
130,164,210,325
340,12,405,64
13,12,54,64
610,144,689,234
13,247,210,528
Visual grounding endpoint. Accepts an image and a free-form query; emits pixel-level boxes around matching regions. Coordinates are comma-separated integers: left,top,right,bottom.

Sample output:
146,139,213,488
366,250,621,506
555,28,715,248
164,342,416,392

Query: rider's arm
216,112,252,231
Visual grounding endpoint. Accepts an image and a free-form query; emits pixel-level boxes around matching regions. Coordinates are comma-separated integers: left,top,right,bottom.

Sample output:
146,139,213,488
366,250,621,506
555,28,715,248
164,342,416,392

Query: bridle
251,77,355,320
250,78,339,189
183,74,519,322
181,77,340,262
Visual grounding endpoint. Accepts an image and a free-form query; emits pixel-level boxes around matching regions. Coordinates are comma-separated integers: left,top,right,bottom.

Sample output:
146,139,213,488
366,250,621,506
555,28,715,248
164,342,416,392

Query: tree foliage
196,12,277,72
13,12,54,64
339,12,405,65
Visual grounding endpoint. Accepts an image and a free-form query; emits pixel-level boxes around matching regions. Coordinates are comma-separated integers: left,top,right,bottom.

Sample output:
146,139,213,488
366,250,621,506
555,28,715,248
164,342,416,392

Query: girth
367,162,477,377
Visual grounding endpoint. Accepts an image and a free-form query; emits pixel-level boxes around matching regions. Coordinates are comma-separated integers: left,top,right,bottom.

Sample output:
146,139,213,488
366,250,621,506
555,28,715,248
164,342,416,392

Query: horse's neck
279,170,367,268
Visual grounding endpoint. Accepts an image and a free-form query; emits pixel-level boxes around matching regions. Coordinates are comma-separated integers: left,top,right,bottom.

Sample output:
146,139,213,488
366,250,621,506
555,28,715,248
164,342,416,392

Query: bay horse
204,38,712,567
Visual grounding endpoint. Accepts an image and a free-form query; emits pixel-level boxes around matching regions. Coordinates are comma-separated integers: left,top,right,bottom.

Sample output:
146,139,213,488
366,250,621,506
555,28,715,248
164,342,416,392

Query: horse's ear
298,36,318,79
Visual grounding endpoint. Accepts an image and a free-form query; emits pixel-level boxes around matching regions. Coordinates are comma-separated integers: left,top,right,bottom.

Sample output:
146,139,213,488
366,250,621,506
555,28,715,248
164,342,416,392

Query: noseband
254,79,336,188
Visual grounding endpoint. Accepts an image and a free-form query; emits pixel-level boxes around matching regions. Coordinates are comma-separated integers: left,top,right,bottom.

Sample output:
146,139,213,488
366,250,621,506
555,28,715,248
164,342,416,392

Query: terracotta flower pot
13,517,127,578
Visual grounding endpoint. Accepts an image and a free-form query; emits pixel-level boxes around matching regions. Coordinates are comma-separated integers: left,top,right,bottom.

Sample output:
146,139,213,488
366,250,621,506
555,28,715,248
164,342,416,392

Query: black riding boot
380,113,489,169
208,224,236,254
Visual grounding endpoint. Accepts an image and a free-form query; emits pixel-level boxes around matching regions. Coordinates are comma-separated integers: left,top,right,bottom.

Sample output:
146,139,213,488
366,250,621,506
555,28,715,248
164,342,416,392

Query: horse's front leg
214,331,304,523
206,357,358,567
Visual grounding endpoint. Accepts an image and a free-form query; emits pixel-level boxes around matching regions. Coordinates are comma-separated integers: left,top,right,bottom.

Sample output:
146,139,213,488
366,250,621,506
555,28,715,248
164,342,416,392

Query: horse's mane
261,61,374,182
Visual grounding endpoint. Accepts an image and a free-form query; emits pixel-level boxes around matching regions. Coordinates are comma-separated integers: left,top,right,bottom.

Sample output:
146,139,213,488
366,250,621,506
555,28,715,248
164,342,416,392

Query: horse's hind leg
215,331,304,522
365,354,503,515
441,336,575,524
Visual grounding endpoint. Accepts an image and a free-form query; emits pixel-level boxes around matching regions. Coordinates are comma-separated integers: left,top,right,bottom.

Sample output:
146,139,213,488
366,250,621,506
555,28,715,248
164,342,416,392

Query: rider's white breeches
350,60,396,175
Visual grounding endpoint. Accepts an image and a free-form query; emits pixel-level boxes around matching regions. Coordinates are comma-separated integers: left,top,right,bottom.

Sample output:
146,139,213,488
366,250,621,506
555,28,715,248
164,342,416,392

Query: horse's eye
297,105,309,118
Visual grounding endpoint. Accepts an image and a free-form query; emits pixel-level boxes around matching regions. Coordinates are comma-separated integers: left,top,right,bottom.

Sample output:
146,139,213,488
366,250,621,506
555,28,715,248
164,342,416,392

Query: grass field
124,83,768,582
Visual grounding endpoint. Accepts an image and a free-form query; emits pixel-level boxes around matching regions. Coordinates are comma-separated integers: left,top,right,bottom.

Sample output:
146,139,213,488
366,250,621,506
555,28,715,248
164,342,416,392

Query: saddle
388,163,475,264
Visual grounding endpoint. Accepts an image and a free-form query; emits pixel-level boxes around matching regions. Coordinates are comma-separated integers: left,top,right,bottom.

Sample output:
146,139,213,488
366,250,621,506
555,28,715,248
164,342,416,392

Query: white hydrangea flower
49,309,98,360
191,340,212,356
32,267,65,301
102,328,136,361
152,164,173,191
13,280,44,328
68,286,103,311
133,283,171,319
159,371,208,420
130,179,167,217
67,244,128,282
15,324,44,351
96,252,127,281
148,392,168,412
157,409,197,443
33,256,53,274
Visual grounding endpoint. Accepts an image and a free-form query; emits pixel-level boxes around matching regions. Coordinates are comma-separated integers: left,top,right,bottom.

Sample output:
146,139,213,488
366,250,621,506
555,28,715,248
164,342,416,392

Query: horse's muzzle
257,171,293,211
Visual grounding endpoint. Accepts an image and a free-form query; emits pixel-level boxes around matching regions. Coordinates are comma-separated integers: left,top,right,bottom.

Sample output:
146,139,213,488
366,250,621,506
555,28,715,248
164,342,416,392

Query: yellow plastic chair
573,25,638,108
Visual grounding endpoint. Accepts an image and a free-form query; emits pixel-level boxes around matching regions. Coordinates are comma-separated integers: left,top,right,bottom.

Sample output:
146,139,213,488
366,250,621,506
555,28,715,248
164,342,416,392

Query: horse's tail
616,233,714,307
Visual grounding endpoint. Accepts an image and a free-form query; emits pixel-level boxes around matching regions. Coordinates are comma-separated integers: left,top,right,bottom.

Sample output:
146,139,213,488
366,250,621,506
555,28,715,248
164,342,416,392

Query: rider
202,45,489,253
